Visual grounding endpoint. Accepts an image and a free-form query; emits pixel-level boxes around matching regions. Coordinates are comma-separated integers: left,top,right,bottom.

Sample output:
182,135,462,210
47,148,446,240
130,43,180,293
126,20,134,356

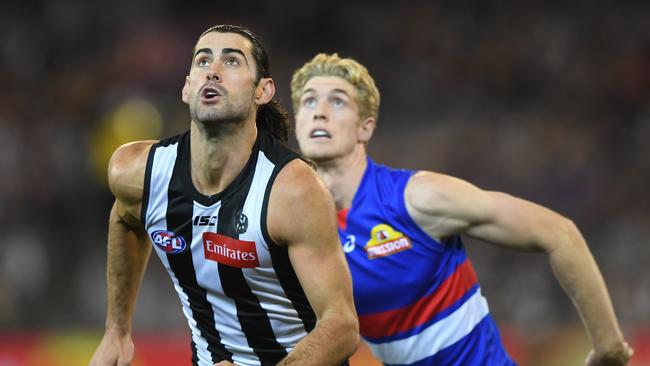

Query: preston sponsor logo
151,230,187,254
364,224,412,259
203,232,260,268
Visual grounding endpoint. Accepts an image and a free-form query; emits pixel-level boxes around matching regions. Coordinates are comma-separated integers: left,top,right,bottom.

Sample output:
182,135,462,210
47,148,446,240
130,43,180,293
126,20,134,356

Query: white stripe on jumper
366,289,490,365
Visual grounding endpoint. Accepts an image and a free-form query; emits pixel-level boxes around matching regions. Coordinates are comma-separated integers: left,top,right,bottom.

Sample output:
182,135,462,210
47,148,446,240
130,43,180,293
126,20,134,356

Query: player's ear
254,78,275,106
181,76,190,104
358,117,376,143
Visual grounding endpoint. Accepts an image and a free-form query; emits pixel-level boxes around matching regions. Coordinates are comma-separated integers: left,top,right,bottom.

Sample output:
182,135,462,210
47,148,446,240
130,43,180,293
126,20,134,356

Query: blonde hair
290,53,380,120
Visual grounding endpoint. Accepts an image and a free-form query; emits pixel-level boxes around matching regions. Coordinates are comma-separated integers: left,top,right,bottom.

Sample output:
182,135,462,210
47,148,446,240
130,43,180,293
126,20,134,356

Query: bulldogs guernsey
141,129,318,366
338,158,515,365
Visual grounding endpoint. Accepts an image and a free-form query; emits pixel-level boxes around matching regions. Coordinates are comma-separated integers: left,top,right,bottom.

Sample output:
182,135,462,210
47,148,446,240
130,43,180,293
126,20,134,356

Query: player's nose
313,100,328,121
206,64,221,82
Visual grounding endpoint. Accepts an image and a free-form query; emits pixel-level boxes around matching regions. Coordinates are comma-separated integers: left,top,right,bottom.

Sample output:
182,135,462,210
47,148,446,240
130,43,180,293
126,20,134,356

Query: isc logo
152,230,187,254
193,215,217,226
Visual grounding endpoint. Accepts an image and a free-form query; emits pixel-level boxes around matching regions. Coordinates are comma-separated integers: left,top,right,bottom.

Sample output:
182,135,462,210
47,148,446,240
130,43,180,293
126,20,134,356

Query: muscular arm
90,141,155,366
267,160,359,365
405,171,632,365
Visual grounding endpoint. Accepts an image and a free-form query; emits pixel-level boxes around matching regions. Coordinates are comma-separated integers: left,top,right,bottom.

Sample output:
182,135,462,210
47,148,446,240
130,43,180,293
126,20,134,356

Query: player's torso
339,159,515,366
141,131,315,366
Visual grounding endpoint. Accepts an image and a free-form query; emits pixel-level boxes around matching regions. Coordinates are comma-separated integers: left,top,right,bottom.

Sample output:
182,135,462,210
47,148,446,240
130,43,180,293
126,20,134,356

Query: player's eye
332,98,345,107
225,57,240,66
303,97,317,108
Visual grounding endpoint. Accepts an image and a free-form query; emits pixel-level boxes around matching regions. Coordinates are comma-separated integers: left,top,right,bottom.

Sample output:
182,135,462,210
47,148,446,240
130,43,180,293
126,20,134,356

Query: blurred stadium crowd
0,0,648,350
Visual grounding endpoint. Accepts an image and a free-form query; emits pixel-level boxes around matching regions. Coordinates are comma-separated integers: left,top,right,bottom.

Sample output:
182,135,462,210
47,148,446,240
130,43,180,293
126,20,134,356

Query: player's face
295,76,366,163
182,32,260,125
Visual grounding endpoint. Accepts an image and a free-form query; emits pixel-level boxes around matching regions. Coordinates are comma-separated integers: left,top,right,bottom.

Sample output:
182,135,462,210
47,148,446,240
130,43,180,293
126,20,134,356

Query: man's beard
191,98,251,125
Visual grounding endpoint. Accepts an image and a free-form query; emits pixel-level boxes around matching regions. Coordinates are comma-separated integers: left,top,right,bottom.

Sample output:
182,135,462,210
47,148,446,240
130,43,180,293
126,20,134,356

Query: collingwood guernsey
141,129,316,366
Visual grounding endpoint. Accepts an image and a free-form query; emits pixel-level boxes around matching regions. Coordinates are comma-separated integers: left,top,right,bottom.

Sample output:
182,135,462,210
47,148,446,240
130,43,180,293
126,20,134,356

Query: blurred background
1,0,649,365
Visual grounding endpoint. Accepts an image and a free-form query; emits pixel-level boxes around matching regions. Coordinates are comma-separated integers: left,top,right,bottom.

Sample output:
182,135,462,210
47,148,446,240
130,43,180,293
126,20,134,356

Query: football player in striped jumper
291,53,632,366
90,27,359,366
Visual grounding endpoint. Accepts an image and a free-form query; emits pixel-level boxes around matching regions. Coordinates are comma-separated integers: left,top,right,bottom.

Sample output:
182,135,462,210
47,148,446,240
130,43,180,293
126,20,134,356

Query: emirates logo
203,232,259,268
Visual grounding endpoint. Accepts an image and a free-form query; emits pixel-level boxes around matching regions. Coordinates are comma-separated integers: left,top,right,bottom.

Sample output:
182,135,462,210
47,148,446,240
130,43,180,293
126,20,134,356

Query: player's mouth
200,86,223,103
310,129,331,139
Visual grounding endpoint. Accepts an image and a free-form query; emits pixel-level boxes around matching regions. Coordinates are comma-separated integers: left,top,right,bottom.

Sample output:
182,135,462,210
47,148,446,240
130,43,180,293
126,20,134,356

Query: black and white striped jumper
141,129,317,366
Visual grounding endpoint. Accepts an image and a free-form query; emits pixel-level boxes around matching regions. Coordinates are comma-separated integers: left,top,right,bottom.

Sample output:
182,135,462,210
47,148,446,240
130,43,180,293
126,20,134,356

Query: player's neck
189,119,257,196
314,148,367,211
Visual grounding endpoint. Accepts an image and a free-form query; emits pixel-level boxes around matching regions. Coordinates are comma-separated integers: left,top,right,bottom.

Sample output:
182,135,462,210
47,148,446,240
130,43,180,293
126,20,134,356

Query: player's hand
213,361,236,366
89,331,134,366
585,342,634,366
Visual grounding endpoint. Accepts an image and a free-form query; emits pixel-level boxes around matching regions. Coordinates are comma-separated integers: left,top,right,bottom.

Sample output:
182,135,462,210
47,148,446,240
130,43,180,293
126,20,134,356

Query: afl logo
152,230,187,254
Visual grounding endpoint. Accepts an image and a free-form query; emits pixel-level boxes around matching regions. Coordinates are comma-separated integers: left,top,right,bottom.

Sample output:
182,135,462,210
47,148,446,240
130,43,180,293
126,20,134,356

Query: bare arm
89,141,155,366
268,160,359,365
405,171,632,365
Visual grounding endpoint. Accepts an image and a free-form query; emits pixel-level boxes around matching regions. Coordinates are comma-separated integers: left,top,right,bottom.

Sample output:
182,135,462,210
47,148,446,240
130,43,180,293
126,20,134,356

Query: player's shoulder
108,140,157,203
408,169,463,188
272,158,326,200
405,170,478,212
266,158,336,246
